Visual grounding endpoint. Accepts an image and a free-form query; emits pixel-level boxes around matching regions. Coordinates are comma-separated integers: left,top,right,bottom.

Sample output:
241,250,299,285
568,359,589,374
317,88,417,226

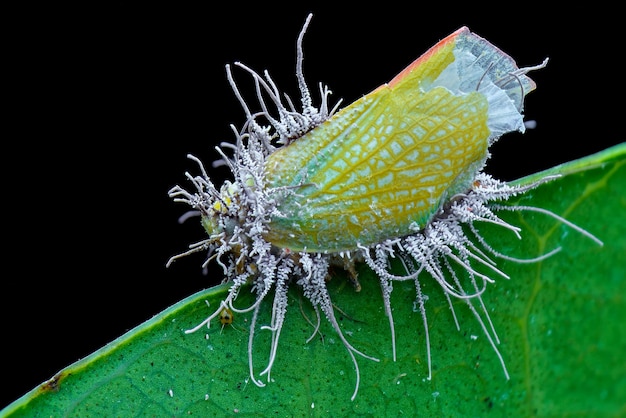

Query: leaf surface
3,144,625,417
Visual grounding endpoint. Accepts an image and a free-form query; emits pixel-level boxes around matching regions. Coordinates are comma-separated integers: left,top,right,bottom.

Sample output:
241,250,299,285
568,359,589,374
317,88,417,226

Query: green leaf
3,144,625,417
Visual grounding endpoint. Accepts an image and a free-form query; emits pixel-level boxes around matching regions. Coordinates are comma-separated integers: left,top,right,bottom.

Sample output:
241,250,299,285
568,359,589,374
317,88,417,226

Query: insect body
168,15,600,401
218,306,233,326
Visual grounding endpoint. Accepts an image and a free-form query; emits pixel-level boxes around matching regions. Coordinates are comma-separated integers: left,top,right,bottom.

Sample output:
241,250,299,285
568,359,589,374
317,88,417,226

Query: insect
167,14,602,401
218,306,234,326
218,306,235,334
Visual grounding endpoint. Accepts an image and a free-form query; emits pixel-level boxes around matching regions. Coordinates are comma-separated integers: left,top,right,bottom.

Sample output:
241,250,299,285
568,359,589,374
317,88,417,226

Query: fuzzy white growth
167,15,602,401
168,14,371,399
225,14,340,147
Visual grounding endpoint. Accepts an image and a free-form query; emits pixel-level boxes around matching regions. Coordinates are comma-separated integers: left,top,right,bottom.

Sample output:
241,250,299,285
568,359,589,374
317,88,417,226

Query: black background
3,4,621,408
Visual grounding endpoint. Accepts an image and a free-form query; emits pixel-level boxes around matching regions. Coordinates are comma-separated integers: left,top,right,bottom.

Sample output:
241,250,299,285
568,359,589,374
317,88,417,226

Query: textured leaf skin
2,144,624,417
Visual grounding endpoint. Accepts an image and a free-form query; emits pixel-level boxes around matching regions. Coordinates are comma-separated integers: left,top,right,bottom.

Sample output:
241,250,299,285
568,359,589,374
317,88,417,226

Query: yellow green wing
264,27,538,252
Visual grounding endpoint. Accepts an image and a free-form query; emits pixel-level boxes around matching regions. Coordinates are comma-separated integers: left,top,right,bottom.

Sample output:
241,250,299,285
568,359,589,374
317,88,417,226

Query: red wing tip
388,27,470,88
